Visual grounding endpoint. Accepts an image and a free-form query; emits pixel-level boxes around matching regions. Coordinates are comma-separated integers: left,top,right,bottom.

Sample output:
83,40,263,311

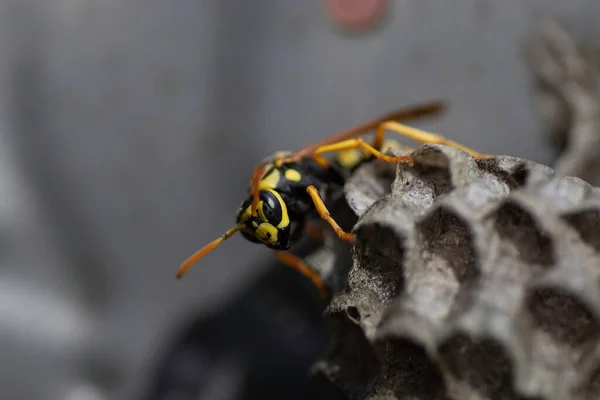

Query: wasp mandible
176,101,490,298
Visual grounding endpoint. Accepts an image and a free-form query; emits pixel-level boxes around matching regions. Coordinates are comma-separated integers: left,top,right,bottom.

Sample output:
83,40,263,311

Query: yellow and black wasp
176,101,490,298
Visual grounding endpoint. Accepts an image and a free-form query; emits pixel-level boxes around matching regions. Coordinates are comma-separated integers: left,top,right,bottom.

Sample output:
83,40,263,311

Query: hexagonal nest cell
309,144,600,400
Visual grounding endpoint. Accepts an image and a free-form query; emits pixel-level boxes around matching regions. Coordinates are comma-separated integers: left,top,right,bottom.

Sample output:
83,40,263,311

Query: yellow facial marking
257,200,267,221
284,169,302,182
239,205,252,224
258,168,280,190
255,223,278,244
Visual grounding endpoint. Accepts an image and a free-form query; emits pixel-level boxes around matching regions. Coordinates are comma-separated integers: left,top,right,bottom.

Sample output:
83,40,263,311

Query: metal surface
1,1,600,399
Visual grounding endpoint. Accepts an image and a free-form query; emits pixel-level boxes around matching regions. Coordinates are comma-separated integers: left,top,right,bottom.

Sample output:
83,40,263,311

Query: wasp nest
309,144,600,400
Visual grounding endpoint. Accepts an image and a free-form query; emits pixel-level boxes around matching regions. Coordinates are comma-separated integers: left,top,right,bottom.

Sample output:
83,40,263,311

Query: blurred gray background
0,1,599,399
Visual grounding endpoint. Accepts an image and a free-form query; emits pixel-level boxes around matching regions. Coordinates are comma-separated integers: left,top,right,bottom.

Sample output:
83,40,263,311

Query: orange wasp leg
306,185,356,243
249,101,447,212
374,121,493,159
273,250,328,299
289,102,446,162
311,138,414,170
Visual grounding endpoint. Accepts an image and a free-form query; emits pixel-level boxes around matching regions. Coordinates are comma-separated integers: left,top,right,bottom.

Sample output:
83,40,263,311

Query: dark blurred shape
141,244,347,400
526,19,600,186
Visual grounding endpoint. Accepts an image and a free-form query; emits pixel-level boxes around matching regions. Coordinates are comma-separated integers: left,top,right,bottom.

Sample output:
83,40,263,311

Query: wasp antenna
176,224,245,279
250,163,267,213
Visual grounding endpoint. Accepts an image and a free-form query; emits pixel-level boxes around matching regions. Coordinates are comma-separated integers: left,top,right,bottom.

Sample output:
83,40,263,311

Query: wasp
176,101,490,298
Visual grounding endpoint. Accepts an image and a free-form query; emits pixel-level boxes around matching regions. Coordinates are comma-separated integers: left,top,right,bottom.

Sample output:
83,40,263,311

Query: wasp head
236,189,294,250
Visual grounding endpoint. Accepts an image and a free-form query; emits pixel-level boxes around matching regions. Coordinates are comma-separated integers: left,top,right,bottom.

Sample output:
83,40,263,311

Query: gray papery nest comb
306,144,600,400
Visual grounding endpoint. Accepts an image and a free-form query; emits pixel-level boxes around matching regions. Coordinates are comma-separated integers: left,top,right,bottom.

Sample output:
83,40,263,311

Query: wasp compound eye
259,190,283,225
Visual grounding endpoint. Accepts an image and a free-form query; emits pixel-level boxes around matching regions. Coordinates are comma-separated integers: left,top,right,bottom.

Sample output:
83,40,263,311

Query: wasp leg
312,138,414,169
373,121,493,158
306,185,356,243
273,250,328,299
